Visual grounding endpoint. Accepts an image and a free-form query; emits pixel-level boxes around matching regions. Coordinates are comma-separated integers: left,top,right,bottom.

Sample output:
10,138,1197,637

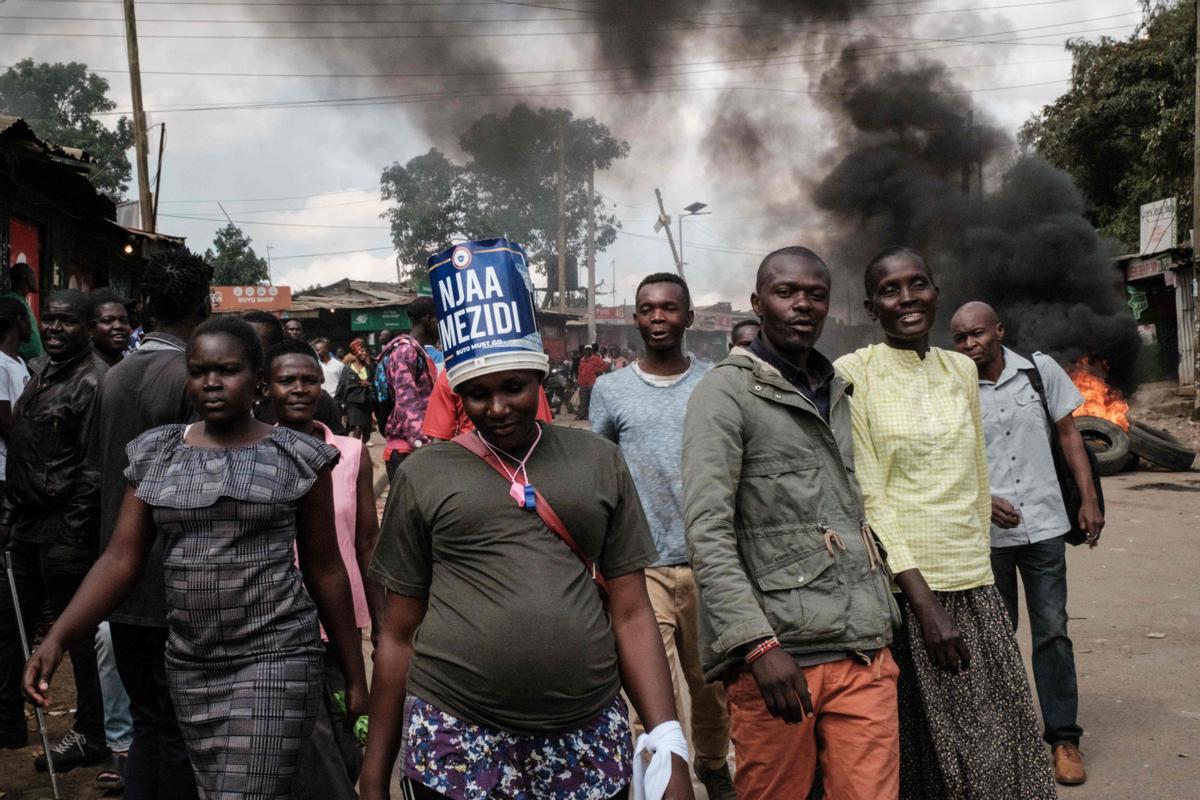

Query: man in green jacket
682,246,900,800
4,262,42,361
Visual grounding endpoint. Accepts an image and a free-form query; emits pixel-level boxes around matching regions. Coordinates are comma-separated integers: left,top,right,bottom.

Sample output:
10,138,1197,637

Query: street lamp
679,201,710,269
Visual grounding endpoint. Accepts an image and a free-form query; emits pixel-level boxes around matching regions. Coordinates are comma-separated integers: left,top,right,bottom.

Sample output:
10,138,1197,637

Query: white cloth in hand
633,720,688,800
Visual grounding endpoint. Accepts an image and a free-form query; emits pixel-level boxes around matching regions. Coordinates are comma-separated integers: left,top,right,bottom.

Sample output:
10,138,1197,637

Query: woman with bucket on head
359,239,693,800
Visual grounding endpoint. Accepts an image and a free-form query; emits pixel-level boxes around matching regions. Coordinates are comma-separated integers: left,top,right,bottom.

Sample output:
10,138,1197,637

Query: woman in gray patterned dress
24,315,369,800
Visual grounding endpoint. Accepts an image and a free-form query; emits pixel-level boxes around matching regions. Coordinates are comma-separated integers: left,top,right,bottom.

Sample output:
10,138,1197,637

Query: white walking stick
4,549,62,800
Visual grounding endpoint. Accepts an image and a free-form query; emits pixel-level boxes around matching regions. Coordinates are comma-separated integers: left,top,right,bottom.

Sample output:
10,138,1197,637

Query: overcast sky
1,0,1143,310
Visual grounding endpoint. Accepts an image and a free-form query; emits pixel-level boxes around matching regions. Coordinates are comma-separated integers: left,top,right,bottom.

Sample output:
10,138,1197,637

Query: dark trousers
385,450,409,481
291,650,360,800
110,622,199,800
0,539,104,743
578,386,594,419
991,535,1083,747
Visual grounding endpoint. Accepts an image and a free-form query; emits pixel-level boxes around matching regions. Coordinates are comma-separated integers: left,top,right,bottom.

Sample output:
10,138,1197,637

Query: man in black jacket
0,289,110,771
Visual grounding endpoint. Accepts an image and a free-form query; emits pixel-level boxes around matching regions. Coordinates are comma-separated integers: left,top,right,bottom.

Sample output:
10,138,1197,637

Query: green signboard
350,307,412,331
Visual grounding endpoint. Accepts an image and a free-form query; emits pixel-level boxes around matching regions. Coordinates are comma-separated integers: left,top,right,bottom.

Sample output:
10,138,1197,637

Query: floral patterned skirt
400,694,632,800
892,585,1057,800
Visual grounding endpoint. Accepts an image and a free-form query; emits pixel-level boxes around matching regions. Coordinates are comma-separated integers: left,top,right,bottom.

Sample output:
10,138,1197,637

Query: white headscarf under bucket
445,349,549,391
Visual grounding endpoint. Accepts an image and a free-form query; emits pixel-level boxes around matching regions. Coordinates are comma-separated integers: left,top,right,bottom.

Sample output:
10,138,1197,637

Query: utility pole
152,123,165,230
653,188,684,278
555,124,568,314
586,161,597,342
1193,0,1200,419
123,0,154,232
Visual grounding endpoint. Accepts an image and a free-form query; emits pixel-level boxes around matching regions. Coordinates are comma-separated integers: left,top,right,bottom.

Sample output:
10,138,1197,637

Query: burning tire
1074,416,1130,477
1128,422,1196,472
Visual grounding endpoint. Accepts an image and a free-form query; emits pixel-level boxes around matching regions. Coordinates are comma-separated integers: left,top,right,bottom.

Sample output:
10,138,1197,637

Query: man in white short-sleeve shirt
0,296,31,485
951,301,1104,788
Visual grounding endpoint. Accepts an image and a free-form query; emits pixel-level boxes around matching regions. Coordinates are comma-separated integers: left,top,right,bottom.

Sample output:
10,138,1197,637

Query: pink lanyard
476,423,543,509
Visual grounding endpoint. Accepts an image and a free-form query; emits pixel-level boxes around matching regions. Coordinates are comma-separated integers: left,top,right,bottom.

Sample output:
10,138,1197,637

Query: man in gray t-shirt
952,301,1104,788
590,273,734,800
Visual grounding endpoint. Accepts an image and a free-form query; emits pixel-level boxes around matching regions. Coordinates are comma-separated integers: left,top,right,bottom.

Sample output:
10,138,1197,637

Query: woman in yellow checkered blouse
834,247,1055,799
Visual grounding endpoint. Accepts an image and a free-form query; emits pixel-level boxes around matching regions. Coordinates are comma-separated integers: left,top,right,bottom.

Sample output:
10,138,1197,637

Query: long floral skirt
892,585,1058,800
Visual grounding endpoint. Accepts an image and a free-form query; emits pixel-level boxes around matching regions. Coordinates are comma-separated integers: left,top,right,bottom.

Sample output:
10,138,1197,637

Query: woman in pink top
268,339,381,633
266,339,383,797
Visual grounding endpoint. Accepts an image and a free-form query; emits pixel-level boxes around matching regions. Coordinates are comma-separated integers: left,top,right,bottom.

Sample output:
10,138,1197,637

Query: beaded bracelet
745,636,781,665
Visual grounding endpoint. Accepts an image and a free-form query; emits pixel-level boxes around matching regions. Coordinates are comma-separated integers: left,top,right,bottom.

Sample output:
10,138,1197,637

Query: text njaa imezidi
437,266,523,350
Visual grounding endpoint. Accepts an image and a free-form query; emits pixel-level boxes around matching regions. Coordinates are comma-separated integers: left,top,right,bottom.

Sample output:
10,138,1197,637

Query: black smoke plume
813,45,1141,390
251,1,1141,385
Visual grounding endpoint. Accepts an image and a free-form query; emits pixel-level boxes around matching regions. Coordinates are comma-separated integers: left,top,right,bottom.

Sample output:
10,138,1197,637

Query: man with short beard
0,289,111,772
589,273,733,799
683,247,899,799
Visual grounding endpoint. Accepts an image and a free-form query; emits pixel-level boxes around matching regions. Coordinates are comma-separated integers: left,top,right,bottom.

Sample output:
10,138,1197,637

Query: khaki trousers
630,565,730,772
725,650,901,800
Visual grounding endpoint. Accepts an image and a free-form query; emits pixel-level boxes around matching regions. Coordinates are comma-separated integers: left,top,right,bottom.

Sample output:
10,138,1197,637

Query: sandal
96,752,127,793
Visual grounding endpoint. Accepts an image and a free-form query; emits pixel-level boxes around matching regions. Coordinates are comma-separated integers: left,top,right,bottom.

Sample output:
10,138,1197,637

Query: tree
381,149,472,268
380,105,628,276
1019,1,1194,249
0,59,135,198
461,105,626,270
205,224,270,286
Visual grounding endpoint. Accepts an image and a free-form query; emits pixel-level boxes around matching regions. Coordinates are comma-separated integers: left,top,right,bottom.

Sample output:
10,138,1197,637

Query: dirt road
1031,468,1200,799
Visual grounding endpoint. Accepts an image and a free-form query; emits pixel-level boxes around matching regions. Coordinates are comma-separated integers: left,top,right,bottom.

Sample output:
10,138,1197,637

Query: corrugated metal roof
108,220,186,245
291,278,418,312
0,115,93,164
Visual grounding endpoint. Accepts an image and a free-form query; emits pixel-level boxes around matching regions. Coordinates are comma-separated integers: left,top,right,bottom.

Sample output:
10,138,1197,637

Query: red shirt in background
422,368,554,440
576,354,607,388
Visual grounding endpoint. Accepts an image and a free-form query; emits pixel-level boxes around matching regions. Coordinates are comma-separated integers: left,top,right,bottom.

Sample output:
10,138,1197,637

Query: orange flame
1069,356,1129,430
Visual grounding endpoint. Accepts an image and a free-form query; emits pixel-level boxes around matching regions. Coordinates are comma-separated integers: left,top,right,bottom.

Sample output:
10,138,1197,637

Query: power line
18,1,583,6
11,0,1009,8
172,197,384,214
0,9,1135,41
270,245,395,261
615,228,770,258
28,14,1129,120
160,212,387,230
66,50,1101,118
0,52,1075,82
158,187,376,203
0,1,1084,25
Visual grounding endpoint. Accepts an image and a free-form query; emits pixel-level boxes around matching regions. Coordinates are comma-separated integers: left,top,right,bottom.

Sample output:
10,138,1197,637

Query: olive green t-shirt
369,423,658,735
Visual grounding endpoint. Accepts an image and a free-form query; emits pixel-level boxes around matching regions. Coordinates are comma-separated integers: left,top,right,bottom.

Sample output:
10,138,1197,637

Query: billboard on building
211,285,291,313
1139,198,1177,255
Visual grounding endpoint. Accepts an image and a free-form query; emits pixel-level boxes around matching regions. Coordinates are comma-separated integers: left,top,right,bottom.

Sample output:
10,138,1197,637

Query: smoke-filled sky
1,0,1143,316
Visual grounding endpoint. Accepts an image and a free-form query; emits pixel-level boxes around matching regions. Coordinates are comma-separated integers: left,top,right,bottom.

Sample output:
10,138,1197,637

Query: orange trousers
724,650,900,800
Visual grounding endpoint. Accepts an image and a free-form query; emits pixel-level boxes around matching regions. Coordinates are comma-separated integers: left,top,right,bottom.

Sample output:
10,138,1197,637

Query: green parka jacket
682,347,900,681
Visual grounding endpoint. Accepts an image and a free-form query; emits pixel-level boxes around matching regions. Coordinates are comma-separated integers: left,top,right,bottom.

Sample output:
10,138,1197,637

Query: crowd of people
0,240,1103,800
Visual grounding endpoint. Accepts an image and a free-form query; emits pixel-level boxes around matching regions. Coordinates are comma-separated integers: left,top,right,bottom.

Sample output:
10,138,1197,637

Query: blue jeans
991,535,1083,747
96,621,134,752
